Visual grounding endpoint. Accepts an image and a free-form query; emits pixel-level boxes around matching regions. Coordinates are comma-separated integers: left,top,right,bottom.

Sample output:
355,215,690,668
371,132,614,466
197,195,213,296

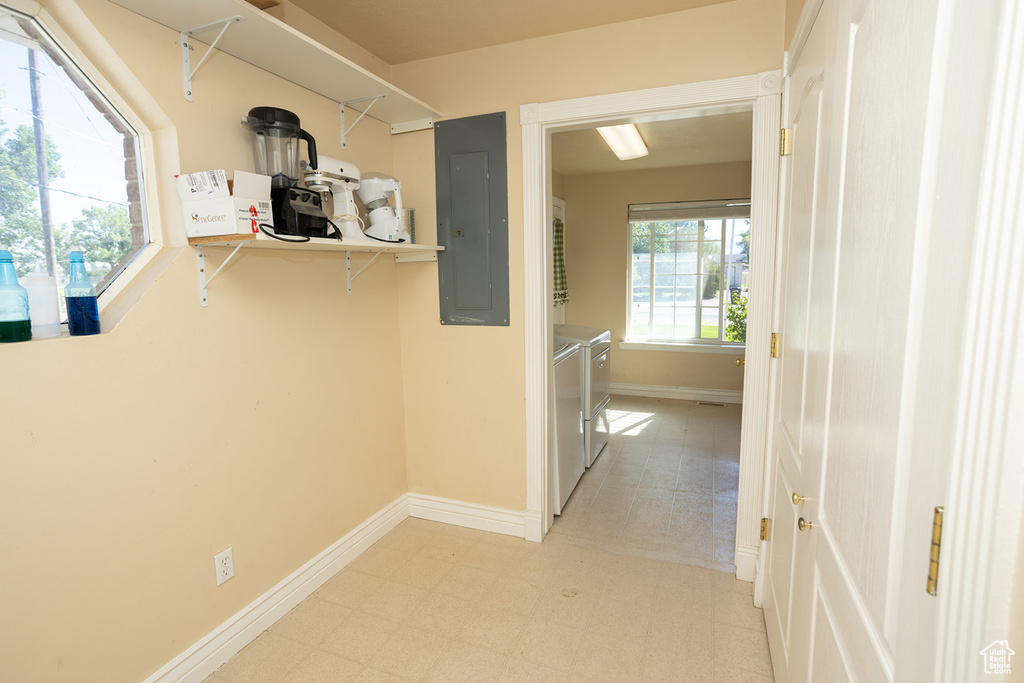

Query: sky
0,37,129,229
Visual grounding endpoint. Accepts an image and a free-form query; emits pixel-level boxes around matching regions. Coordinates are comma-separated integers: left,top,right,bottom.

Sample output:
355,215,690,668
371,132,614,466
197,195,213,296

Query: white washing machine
553,337,585,515
554,325,611,467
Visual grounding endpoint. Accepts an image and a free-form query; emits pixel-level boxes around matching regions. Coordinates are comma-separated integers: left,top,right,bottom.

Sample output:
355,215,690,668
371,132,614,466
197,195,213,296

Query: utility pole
28,48,56,276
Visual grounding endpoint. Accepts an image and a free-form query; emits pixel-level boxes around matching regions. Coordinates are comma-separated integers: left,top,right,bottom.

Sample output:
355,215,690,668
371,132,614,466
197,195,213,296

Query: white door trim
785,0,827,78
521,73,783,576
938,0,1024,677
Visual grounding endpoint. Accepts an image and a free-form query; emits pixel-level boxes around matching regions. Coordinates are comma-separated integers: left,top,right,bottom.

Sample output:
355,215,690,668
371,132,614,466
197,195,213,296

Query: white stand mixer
301,156,374,243
358,174,411,243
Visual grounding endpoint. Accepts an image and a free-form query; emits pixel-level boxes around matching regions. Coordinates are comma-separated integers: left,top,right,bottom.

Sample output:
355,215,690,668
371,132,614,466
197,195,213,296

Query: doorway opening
521,72,782,592
547,108,755,569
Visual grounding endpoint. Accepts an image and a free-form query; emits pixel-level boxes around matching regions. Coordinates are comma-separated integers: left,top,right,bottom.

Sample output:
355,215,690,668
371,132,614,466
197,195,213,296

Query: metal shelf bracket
196,243,244,307
181,15,245,101
345,251,384,295
340,95,385,149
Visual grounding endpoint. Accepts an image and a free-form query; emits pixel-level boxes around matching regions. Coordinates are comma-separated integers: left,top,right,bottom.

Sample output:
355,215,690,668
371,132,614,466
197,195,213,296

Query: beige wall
561,162,751,392
2,1,409,681
391,0,784,509
552,170,565,199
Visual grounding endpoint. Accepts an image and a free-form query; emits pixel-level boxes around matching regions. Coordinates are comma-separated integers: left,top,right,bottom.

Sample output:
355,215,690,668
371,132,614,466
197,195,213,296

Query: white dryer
553,338,585,515
554,325,611,467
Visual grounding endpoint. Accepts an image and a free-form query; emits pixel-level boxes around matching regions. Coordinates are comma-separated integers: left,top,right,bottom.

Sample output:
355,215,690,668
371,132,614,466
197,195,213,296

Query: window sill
619,340,746,355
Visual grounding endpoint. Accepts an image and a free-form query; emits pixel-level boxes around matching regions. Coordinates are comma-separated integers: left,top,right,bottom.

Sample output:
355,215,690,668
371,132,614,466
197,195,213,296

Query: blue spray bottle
65,247,100,336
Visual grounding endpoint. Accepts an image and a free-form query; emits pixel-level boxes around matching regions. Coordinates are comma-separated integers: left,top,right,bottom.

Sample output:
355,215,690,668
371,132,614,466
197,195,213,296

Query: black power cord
326,219,343,241
257,220,349,243
258,223,310,243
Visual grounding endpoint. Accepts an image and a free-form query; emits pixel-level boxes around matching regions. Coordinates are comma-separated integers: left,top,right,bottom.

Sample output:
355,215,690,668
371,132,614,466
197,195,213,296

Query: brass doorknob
798,517,814,532
735,357,746,367
792,492,807,505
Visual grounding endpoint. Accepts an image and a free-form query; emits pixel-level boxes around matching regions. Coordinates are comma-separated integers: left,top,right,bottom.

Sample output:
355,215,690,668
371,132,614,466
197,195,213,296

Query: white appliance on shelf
301,156,375,243
554,324,611,467
553,337,585,515
356,174,410,243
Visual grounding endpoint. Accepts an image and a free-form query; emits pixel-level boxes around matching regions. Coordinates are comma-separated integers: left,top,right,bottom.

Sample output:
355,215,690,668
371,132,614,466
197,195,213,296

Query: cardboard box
177,170,272,238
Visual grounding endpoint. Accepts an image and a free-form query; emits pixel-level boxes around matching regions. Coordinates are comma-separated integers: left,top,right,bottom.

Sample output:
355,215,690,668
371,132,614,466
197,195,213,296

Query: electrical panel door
434,112,509,326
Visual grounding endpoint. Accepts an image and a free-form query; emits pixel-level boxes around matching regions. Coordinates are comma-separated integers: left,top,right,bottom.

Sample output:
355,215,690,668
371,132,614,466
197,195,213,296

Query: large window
629,200,750,345
0,5,148,307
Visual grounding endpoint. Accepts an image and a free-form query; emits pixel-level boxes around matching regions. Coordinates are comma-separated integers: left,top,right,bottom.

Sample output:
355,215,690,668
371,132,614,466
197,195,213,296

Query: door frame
520,72,783,590
933,0,1024,676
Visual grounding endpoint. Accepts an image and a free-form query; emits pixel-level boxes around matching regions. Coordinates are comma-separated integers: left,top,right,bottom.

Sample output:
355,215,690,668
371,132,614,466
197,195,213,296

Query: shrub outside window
0,4,148,314
629,200,750,345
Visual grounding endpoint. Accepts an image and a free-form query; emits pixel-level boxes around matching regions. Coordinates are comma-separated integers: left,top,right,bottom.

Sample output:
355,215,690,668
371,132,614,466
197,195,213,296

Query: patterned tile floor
205,397,773,682
549,396,741,572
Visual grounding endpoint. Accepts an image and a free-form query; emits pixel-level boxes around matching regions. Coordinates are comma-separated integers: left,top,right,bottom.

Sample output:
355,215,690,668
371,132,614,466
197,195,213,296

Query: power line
0,172,126,207
0,105,121,149
15,61,110,140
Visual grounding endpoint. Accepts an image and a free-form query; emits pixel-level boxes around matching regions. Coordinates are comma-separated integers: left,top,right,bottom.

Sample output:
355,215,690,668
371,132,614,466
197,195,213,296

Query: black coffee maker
241,106,331,238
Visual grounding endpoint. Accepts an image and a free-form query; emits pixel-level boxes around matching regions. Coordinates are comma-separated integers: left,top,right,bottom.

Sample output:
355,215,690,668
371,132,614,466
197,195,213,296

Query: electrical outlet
214,547,234,586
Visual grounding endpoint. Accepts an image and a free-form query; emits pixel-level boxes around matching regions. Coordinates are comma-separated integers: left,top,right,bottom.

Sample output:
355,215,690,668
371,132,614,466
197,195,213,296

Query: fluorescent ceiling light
596,124,648,160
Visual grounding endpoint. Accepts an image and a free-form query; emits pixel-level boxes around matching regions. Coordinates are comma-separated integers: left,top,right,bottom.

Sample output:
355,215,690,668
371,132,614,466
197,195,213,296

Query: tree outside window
0,5,148,315
629,200,749,345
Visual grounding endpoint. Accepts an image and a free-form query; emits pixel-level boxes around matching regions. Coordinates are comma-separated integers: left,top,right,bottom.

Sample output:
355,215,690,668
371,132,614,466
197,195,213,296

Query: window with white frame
0,4,148,309
628,199,750,345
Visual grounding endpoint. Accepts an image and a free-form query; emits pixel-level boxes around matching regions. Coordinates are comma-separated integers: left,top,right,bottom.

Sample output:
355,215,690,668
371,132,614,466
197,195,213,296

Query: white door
762,0,973,679
760,1,835,679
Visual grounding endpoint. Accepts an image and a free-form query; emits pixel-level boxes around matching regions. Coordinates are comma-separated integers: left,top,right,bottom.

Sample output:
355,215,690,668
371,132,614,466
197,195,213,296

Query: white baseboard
144,494,528,683
611,382,744,405
143,496,410,683
407,493,526,538
735,543,759,584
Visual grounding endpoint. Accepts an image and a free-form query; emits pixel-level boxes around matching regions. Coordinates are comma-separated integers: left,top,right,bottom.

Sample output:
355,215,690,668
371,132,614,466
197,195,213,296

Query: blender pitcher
241,106,318,187
241,106,330,238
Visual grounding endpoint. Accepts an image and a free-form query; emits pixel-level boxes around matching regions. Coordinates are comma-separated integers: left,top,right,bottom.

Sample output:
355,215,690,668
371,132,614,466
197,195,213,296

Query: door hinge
926,506,944,596
771,332,779,358
780,128,793,156
760,517,771,541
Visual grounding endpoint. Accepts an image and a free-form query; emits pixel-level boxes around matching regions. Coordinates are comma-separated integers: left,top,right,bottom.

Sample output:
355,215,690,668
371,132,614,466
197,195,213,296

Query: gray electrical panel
435,112,509,326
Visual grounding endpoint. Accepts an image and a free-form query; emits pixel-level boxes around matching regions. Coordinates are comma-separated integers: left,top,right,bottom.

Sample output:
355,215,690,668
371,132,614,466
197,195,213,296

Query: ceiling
288,0,737,64
551,110,753,176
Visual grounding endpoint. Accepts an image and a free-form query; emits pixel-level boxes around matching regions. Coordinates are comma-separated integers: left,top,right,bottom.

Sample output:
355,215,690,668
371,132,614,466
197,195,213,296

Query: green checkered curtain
553,217,569,304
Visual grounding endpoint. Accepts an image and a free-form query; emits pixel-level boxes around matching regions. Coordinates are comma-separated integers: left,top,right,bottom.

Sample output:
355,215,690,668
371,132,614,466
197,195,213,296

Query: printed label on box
181,170,227,197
